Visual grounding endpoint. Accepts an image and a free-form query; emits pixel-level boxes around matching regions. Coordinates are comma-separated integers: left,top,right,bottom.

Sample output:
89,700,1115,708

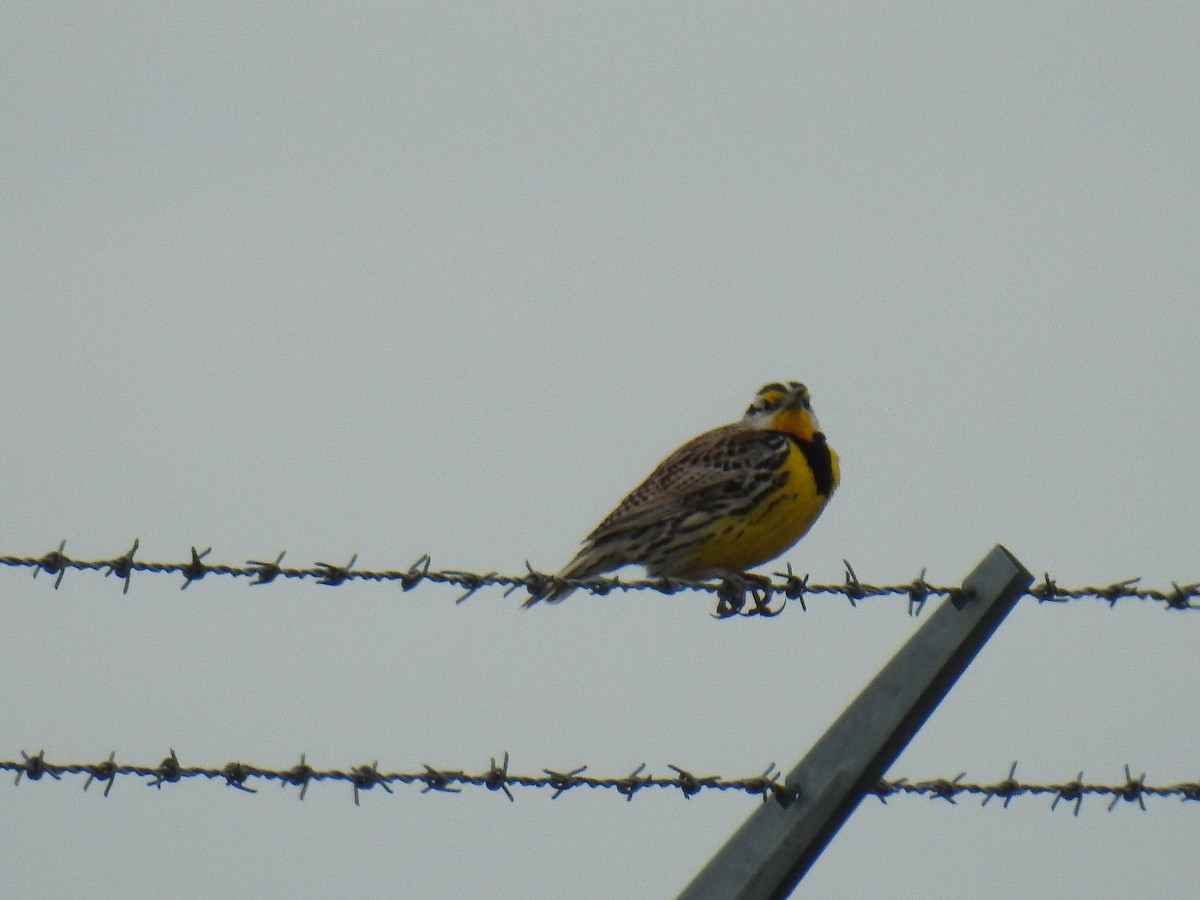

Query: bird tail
524,548,613,607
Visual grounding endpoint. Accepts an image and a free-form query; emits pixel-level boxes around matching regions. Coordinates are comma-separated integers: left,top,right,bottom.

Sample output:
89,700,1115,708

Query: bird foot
712,573,782,618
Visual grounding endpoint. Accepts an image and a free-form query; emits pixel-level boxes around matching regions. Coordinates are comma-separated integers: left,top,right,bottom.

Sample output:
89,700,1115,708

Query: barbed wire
2,752,1191,814
2,540,1198,617
1,751,793,805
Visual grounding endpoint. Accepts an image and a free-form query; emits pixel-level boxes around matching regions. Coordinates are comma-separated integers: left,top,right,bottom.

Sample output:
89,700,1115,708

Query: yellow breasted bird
531,381,838,605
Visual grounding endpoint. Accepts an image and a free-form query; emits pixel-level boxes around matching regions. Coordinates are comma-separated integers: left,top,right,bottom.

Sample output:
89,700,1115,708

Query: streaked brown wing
583,425,793,544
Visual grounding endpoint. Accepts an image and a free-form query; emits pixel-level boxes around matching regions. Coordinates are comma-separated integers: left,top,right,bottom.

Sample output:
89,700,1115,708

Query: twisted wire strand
1,753,1188,813
2,751,792,805
1,541,1196,614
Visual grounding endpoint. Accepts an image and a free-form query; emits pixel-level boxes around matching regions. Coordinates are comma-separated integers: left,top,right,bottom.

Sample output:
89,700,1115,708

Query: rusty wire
1,540,1197,616
2,753,1191,813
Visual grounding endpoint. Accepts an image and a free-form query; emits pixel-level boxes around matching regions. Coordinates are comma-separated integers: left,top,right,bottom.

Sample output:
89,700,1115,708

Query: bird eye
749,382,802,417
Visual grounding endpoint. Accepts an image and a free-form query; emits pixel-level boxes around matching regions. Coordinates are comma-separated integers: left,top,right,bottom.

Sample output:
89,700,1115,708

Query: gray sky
3,3,1199,897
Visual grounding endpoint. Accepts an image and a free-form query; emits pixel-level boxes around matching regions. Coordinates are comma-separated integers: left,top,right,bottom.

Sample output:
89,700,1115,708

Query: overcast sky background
3,4,1199,898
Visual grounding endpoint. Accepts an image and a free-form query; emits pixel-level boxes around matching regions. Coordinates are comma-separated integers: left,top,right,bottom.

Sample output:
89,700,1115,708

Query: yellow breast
681,440,838,574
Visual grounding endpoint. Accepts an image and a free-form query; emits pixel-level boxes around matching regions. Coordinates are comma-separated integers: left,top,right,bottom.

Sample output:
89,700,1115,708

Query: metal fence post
678,544,1033,900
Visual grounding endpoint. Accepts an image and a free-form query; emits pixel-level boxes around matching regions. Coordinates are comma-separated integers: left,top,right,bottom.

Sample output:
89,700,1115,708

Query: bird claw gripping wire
712,582,742,618
748,587,785,617
713,574,781,618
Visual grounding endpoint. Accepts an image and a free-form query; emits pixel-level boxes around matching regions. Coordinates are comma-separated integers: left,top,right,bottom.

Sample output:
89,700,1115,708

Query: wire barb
351,761,392,806
544,765,588,800
33,540,69,589
14,750,60,786
222,762,257,794
247,551,287,586
105,539,140,594
485,753,514,801
1,543,1197,613
841,560,863,607
907,568,931,617
284,754,315,800
1110,764,1147,812
180,548,211,590
420,765,462,795
3,754,1198,811
772,563,809,612
316,554,358,587
151,749,183,787
980,761,1021,808
83,751,119,797
1051,772,1087,816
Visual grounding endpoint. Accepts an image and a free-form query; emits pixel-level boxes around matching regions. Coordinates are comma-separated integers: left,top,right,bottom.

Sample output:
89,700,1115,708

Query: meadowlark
531,381,838,606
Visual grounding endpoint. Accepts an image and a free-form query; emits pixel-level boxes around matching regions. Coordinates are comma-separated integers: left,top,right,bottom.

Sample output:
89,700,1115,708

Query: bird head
742,381,821,440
